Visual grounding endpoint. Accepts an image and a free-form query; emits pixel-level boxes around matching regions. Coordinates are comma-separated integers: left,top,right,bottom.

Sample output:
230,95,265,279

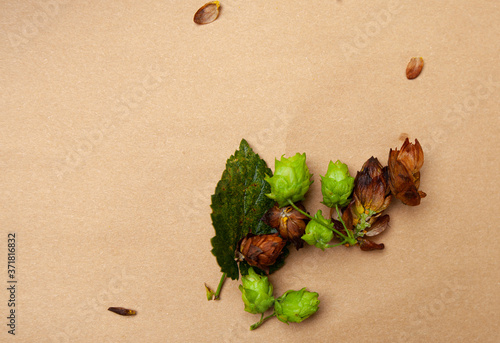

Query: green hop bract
320,160,354,208
265,153,313,207
274,288,320,323
239,267,275,314
301,210,334,250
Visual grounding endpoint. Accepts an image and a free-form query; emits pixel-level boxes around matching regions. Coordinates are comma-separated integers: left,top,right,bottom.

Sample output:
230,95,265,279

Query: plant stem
287,199,349,242
287,199,313,220
250,313,276,330
213,273,227,300
326,240,349,248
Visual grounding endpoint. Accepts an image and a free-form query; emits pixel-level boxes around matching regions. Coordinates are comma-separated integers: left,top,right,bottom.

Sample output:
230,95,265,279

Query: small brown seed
194,1,220,25
406,57,424,79
108,307,137,316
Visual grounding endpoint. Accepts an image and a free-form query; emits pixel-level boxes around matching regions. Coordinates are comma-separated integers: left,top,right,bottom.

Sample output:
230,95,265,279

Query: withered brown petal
365,215,390,237
283,218,306,250
261,204,281,229
354,157,391,213
332,218,350,238
382,166,391,196
108,307,137,316
406,57,424,79
361,157,384,180
398,138,424,175
194,1,220,25
341,198,356,229
359,239,385,251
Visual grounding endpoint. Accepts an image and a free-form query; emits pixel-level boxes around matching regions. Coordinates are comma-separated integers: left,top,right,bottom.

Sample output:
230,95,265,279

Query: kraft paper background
1,1,499,342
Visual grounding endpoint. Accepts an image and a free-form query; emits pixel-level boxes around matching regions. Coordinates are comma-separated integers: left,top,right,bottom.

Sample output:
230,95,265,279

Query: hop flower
239,267,275,314
342,157,392,238
301,210,334,251
262,203,309,250
265,153,313,207
354,157,391,213
320,160,354,208
236,233,286,273
388,138,426,206
274,288,320,324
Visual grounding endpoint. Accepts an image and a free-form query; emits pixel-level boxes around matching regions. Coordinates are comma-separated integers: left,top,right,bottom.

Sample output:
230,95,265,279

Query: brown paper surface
1,1,499,342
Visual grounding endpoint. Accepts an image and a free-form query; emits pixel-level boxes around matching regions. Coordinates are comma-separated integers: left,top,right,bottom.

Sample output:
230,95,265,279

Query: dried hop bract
193,1,220,25
236,233,286,273
406,57,424,79
265,153,313,207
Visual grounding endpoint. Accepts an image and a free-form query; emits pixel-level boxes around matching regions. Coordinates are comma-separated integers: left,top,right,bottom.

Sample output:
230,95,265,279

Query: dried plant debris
406,57,424,79
108,307,137,316
388,138,426,206
236,233,286,274
262,203,309,250
194,1,220,25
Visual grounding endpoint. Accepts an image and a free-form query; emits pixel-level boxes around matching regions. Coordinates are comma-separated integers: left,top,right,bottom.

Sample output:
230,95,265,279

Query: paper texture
1,1,499,342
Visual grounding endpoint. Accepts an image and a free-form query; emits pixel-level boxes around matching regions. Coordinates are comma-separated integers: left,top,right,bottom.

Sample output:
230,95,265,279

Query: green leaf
210,139,275,280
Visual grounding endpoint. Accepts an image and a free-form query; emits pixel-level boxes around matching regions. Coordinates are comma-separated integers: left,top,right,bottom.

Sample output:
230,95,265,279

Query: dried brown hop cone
343,157,392,230
236,233,286,273
262,203,309,250
388,138,426,206
338,157,392,250
354,157,391,213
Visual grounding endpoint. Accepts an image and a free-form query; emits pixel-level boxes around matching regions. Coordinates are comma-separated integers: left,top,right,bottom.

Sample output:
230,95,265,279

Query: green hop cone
320,160,354,208
301,210,334,250
265,153,313,207
239,267,275,314
274,288,320,324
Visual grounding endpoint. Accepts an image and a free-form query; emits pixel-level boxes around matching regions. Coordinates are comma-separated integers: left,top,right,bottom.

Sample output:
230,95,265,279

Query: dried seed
406,57,424,79
108,307,137,316
194,1,220,25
